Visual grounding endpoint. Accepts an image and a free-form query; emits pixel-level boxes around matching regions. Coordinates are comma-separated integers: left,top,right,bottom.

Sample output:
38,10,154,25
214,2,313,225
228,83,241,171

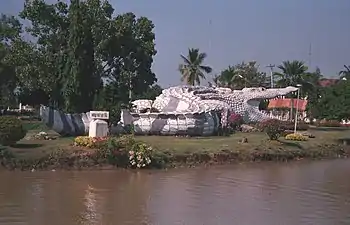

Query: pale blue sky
2,0,350,87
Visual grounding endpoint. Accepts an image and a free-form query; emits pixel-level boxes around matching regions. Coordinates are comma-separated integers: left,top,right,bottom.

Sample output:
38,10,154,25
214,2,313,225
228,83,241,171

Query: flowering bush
285,133,308,141
129,143,153,168
74,136,108,148
75,135,153,169
228,113,243,130
110,135,153,168
258,119,284,140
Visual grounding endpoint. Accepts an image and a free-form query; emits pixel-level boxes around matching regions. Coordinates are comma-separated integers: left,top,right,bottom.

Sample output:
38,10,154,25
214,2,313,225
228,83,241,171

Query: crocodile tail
39,105,91,136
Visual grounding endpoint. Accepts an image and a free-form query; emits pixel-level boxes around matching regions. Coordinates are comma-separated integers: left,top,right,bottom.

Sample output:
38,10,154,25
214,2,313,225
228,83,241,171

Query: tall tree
0,14,22,107
179,48,212,85
3,0,157,118
303,67,323,119
63,0,99,113
313,80,350,121
97,12,157,121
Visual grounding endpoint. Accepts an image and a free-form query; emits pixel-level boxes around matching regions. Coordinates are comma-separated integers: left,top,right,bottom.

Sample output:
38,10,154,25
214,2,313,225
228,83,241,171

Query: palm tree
274,60,309,87
213,66,238,88
178,48,212,85
339,65,350,80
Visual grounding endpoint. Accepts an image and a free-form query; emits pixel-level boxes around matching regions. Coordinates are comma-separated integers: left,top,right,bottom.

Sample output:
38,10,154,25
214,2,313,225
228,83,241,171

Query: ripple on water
0,160,350,225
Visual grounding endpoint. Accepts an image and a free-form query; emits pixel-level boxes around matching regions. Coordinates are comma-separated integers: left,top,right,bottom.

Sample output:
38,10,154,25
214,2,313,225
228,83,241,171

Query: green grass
8,137,75,160
136,129,350,154
22,121,49,132
9,121,350,167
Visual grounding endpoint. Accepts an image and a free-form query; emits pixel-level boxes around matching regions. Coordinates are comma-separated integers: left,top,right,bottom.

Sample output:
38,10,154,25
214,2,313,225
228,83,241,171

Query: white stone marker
89,111,109,137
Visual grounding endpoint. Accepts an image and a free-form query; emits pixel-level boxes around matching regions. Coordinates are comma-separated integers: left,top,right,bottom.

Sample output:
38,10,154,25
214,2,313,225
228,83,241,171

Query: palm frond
180,55,191,65
188,48,199,64
197,52,207,64
199,65,212,73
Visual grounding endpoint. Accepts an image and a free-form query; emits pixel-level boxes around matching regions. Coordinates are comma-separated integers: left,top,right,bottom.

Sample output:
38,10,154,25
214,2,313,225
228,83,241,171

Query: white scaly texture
131,100,153,113
123,85,298,135
132,85,298,123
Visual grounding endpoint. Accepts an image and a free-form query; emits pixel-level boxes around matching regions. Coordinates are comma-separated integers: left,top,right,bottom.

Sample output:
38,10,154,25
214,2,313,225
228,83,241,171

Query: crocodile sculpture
39,85,298,136
122,85,298,135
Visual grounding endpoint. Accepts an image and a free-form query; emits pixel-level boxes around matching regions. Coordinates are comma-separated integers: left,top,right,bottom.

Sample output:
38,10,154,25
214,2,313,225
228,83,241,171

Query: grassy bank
1,121,349,170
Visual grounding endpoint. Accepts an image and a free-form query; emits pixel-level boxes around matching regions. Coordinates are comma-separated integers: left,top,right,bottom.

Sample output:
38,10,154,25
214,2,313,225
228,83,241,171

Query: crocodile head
237,86,298,122
190,86,298,122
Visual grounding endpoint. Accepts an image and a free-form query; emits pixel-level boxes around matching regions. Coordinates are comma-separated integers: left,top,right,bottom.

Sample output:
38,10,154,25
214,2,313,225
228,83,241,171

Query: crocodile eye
260,87,266,91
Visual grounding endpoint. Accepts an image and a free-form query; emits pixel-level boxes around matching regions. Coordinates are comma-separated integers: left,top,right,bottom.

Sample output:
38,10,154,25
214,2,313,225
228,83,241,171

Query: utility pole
266,64,275,88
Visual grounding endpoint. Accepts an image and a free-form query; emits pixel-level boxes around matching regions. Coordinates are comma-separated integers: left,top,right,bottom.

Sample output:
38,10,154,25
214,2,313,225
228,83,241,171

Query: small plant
74,136,108,148
285,133,308,141
129,143,153,168
0,116,27,146
258,119,284,140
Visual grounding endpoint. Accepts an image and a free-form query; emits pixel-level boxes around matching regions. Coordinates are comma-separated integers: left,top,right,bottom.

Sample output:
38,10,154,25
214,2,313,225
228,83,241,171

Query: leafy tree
213,66,237,88
101,12,157,102
303,67,323,120
234,61,268,88
63,0,99,112
215,61,267,89
314,80,350,121
134,84,163,100
0,0,157,119
0,14,22,107
179,48,212,85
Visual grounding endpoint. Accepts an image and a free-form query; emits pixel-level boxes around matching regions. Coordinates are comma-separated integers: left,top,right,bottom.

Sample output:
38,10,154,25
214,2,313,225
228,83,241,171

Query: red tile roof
318,79,339,87
268,98,308,111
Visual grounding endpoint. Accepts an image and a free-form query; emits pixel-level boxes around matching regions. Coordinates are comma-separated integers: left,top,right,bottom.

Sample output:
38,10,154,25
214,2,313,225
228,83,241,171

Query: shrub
315,119,341,127
258,119,284,140
74,135,153,168
228,113,243,130
285,133,308,141
129,143,153,168
74,136,108,148
0,116,27,146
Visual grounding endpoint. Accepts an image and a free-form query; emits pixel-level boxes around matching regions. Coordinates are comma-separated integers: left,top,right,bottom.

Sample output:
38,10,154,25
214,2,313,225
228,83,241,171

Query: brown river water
1,160,350,225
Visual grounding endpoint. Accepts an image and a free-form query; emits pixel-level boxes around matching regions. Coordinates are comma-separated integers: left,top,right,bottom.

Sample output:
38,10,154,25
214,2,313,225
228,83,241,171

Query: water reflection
0,160,349,224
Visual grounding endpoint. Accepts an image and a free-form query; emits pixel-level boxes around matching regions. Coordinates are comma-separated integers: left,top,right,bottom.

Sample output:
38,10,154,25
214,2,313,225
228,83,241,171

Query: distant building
268,98,308,111
318,78,340,87
266,98,308,121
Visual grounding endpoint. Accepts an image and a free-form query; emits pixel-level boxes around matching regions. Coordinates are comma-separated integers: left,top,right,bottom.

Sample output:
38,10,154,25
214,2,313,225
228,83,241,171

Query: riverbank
1,127,349,171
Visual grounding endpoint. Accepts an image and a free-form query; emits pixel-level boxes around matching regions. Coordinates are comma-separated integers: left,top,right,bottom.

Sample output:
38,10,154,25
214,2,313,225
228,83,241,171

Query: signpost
89,111,109,137
89,111,109,120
